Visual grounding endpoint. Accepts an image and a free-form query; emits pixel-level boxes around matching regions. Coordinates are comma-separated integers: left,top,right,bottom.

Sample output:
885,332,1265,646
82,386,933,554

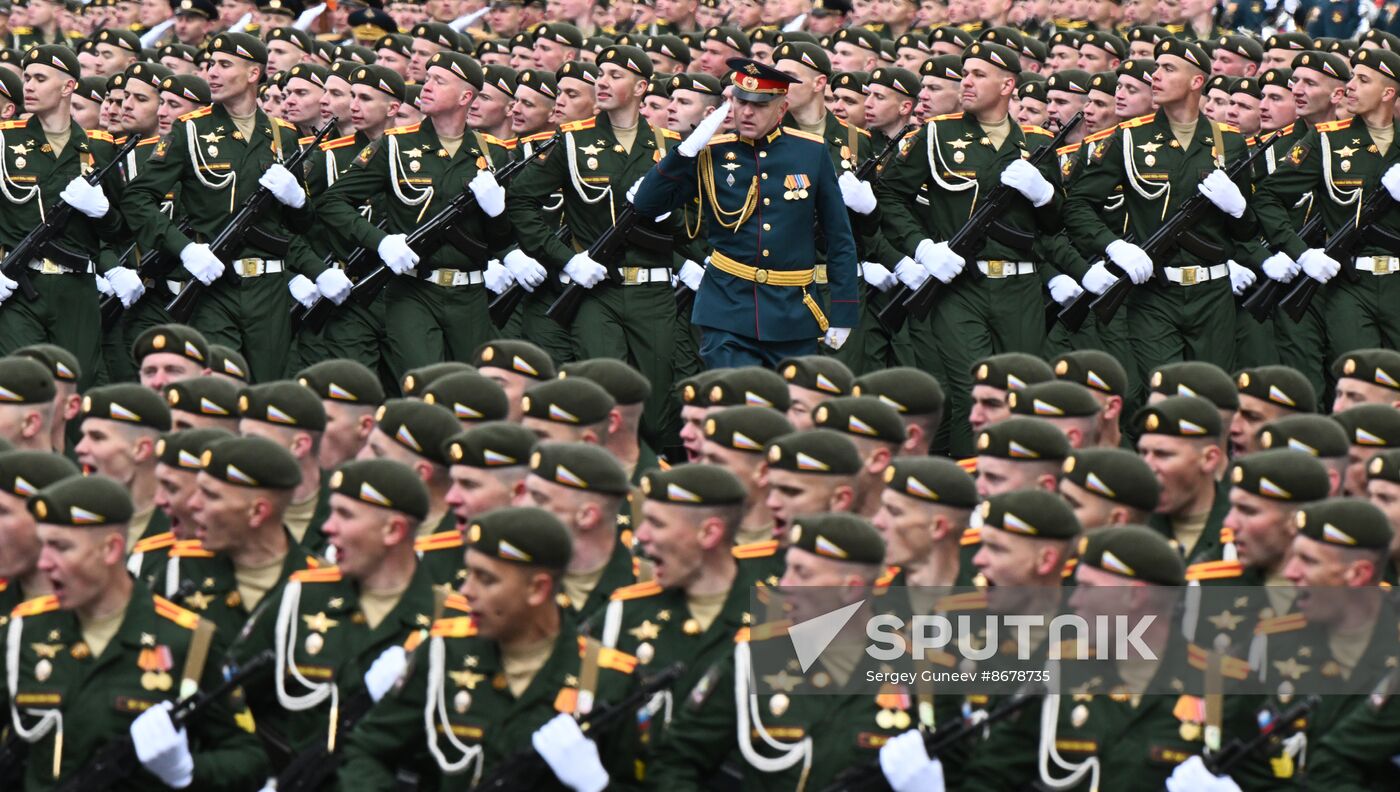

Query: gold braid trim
699,148,759,231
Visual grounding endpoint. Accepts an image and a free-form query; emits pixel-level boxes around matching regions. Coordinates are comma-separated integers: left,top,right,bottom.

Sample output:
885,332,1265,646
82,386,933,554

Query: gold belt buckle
1379,256,1396,274
813,264,828,284
40,260,61,274
1180,266,1197,285
986,260,1005,278
623,266,640,285
241,259,260,277
754,268,769,284
435,270,455,286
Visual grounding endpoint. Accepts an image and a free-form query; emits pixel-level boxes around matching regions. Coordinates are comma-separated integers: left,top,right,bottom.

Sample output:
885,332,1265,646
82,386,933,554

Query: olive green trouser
382,276,494,382
1273,290,1328,405
190,272,292,384
106,289,175,383
1127,276,1237,408
0,271,103,390
1325,271,1400,363
517,284,579,366
1234,303,1280,370
288,289,390,387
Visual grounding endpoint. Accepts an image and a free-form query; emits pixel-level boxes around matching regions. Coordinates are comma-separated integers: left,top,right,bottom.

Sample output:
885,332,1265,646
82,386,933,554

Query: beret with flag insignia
921,54,964,83
678,370,724,406
1155,36,1209,72
156,427,233,471
123,61,173,93
1046,68,1091,95
76,76,105,104
1331,348,1400,392
1260,67,1292,89
1083,30,1127,59
535,21,584,48
349,63,406,101
667,71,722,96
422,373,509,424
765,429,861,475
1332,404,1400,448
1061,448,1159,513
1116,58,1157,83
980,489,1080,540
522,378,615,426
788,513,884,564
644,34,690,66
1128,25,1171,45
444,422,537,469
1133,395,1223,439
473,339,555,381
374,399,460,465
1216,33,1263,63
868,66,920,98
467,507,571,570
1295,498,1393,549
133,324,208,367
705,367,791,410
401,361,475,398
598,45,653,79
427,51,485,89
517,68,559,98
238,381,326,432
703,406,794,454
641,464,746,506
1051,349,1126,397
297,358,385,406
560,358,651,406
774,40,831,76
1366,448,1400,484
0,450,78,500
81,384,171,432
976,417,1070,461
1089,71,1117,95
1257,414,1349,458
930,25,973,49
963,41,1021,75
0,357,54,405
24,44,79,78
779,356,854,396
1017,76,1047,101
883,457,976,507
1352,47,1400,83
1227,449,1329,503
832,26,881,53
207,32,268,65
482,64,517,97
12,343,80,385
1008,381,1100,419
207,345,248,382
328,459,429,521
1236,365,1316,413
831,71,867,94
163,377,239,422
198,435,300,489
811,396,906,446
528,441,629,495
1291,50,1350,82
412,21,464,50
1268,31,1312,52
1077,524,1185,585
29,474,133,528
557,61,599,85
852,367,944,417
972,352,1054,392
1149,361,1239,410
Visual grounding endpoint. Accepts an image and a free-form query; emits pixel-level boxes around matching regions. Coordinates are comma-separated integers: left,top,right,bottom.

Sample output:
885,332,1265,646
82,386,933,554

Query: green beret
238,381,326,432
286,62,328,89
1020,36,1049,63
765,429,862,475
0,450,78,499
1046,68,1091,95
1367,448,1400,483
421,373,508,423
1133,395,1223,439
678,370,724,406
198,435,301,489
978,26,1023,51
1362,29,1400,50
517,68,559,98
132,324,208,366
1116,58,1157,83
81,384,171,432
831,71,868,93
328,459,429,521
206,345,248,382
1267,32,1312,52
1008,381,1100,419
521,378,615,426
208,32,268,65
413,21,463,50
95,27,141,53
1227,449,1329,503
702,406,794,454
528,441,629,495
788,513,884,564
1229,76,1260,98
774,40,830,76
1332,348,1400,391
12,343,80,384
158,42,200,65
557,61,599,84
1051,350,1126,397
964,41,1021,75
641,464,746,506
597,45,652,79
980,489,1080,540
374,399,460,465
349,63,405,100
74,76,106,103
976,416,1070,461
444,422,537,469
1295,498,1393,549
1333,404,1400,448
645,74,670,99
667,71,721,97
922,54,963,82
1259,67,1293,90
376,33,413,58
833,26,881,53
536,21,584,49
560,359,651,406
973,352,1054,391
155,427,233,470
427,50,485,89
1050,30,1084,49
812,396,906,446
779,356,854,396
930,26,973,49
1257,414,1350,458
1236,366,1316,413
123,61,172,92
1017,77,1047,101
869,66,920,98
160,72,211,104
882,457,976,508
1127,25,1171,45
1205,74,1231,94
1150,361,1239,410
264,25,312,53
852,367,944,417
644,34,690,64
1216,33,1263,63
1156,36,1209,72
1061,448,1159,513
1083,31,1127,59
473,339,555,380
334,43,375,65
29,475,133,527
1077,524,1185,585
296,358,385,406
402,362,475,398
896,31,930,53
1089,71,1117,95
1353,47,1400,82
704,367,792,410
1291,50,1350,81
0,357,54,405
466,506,571,570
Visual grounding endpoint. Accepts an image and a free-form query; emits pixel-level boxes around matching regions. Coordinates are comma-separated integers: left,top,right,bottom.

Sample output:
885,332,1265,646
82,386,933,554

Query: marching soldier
1148,359,1241,431
0,449,79,611
359,398,463,547
851,366,946,454
1258,413,1351,496
778,354,854,430
421,371,511,430
11,342,82,453
163,376,239,431
1332,403,1400,495
294,358,386,470
872,456,979,586
973,416,1072,497
471,339,557,422
761,429,862,547
560,357,656,477
696,405,794,545
1007,380,1111,448
133,323,207,392
442,421,538,533
236,380,331,555
1057,446,1161,531
1331,347,1400,411
1227,365,1317,457
810,395,909,516
0,357,58,452
141,427,231,579
1135,396,1233,564
520,377,618,444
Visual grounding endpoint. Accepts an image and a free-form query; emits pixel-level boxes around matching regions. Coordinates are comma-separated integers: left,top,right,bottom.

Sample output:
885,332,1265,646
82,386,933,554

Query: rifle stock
1278,189,1393,323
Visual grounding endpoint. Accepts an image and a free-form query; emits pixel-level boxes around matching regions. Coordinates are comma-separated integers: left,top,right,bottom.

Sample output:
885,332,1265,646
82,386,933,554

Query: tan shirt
284,495,319,547
613,122,638,155
502,636,555,697
1369,121,1394,157
439,132,464,159
234,556,285,613
983,115,1013,151
46,125,73,159
562,563,607,612
228,110,258,145
686,590,728,634
1171,511,1209,558
1169,118,1199,153
127,507,157,553
80,605,126,659
359,582,409,631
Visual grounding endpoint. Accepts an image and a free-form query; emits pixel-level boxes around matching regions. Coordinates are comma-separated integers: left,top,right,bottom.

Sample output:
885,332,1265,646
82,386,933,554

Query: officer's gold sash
709,251,829,331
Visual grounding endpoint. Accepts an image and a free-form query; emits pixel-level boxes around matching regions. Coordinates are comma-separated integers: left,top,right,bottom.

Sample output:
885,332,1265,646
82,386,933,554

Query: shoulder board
481,133,518,149
1184,560,1243,581
114,135,128,145
1216,121,1240,134
931,112,964,122
385,122,421,136
1057,141,1082,156
1084,125,1120,144
732,539,779,559
153,596,200,629
290,566,343,583
137,136,160,147
0,120,24,130
1254,612,1307,636
1219,527,1235,545
577,637,638,674
131,532,177,555
1279,123,1296,136
272,118,296,130
959,527,982,547
609,580,662,601
0,579,6,593
1021,124,1052,137
177,106,213,122
657,127,681,140
875,565,900,587
707,133,737,146
170,539,215,558
414,530,463,552
1123,113,1155,129
781,127,825,143
1061,557,1078,578
521,130,555,143
956,456,977,474
320,134,358,151
901,127,920,140
430,616,478,638
298,134,316,146
739,620,789,643
1317,118,1353,132
1186,644,1250,679
1246,135,1257,146
559,117,597,133
11,594,59,618
444,593,471,613
12,26,31,34
86,129,114,142
835,118,872,137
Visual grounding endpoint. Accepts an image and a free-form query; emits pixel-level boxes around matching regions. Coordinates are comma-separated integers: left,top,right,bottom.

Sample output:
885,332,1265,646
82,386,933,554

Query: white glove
1384,163,1400,201
1298,247,1341,284
95,274,114,296
822,326,852,350
879,730,946,792
678,100,731,157
106,265,145,308
1165,756,1241,792
1198,169,1246,218
180,243,224,285
838,171,877,214
0,271,16,303
377,234,419,275
564,252,608,288
59,176,109,218
1105,239,1154,284
503,249,547,291
1000,158,1054,207
917,240,966,284
469,170,506,217
626,175,645,203
1261,252,1299,283
533,713,609,792
862,261,897,291
288,274,318,309
130,702,194,789
364,645,408,703
678,259,705,291
1082,261,1117,295
315,268,353,304
1227,260,1256,295
1048,273,1083,306
258,163,306,209
484,259,513,294
895,256,930,290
